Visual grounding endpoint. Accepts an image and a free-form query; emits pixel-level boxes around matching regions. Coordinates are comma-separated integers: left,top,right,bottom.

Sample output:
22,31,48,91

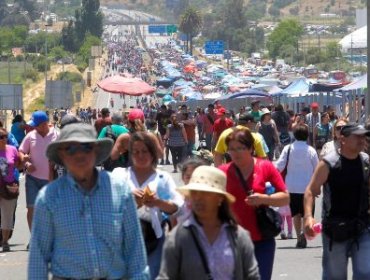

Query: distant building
339,25,367,54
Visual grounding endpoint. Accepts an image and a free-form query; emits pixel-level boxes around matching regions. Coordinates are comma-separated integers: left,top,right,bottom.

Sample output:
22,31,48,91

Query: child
278,205,293,239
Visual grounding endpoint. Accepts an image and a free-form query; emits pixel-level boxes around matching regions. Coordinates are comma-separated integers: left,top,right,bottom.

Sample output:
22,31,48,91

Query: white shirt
112,167,184,237
275,141,319,193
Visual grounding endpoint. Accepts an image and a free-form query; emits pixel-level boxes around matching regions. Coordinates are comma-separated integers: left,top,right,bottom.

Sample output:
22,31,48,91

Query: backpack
102,126,128,171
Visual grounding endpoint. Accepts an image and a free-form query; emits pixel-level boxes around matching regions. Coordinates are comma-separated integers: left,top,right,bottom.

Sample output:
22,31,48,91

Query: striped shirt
28,169,149,280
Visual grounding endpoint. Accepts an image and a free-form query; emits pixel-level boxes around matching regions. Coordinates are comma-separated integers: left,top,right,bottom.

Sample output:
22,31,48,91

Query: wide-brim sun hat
260,108,271,117
46,123,113,165
177,166,235,203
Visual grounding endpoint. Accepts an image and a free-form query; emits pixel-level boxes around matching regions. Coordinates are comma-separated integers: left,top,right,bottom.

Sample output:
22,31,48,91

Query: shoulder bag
188,226,213,280
280,145,291,181
234,164,282,240
0,173,19,200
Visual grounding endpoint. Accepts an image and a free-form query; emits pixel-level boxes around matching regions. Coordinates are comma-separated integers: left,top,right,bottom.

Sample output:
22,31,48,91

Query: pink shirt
19,128,58,180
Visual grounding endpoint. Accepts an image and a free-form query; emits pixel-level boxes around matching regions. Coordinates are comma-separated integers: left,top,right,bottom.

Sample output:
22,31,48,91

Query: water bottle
156,174,170,220
265,182,275,195
305,222,322,240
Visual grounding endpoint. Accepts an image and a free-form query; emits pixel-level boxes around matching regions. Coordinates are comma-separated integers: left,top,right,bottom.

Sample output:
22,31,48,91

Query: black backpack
102,126,128,171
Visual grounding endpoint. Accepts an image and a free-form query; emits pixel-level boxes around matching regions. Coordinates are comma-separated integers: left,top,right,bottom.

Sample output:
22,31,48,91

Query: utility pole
7,56,11,83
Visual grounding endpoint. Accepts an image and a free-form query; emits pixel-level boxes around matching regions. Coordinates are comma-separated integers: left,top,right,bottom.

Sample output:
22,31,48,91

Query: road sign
224,51,232,59
148,25,167,34
204,40,224,54
166,25,177,34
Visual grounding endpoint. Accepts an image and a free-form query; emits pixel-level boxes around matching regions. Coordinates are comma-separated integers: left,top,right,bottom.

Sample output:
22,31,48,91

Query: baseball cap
340,123,370,137
28,111,49,127
128,108,145,122
238,113,254,123
217,107,226,116
311,102,319,109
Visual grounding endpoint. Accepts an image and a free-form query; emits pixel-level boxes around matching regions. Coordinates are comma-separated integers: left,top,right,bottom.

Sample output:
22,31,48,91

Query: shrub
56,71,82,82
22,68,39,82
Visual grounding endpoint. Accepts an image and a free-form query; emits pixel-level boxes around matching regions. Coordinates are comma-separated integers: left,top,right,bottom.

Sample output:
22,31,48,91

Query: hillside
100,0,365,20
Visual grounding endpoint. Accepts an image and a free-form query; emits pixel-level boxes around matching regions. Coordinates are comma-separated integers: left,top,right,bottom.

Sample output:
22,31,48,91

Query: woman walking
219,128,289,280
158,166,260,280
164,114,187,173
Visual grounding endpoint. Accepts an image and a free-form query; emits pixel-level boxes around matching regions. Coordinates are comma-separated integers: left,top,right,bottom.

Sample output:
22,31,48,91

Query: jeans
186,141,195,156
254,238,276,280
205,133,212,151
169,146,185,167
322,230,370,280
25,175,49,207
148,235,165,280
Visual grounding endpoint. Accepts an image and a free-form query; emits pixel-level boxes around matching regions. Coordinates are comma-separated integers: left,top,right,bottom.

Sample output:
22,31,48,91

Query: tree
266,19,304,59
75,0,103,39
62,20,77,52
179,6,202,55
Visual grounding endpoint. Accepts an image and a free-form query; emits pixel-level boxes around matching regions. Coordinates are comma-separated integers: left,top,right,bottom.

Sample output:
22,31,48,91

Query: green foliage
22,68,39,82
74,0,103,39
24,32,61,54
266,19,304,59
28,96,45,113
0,25,28,53
179,6,202,55
56,71,82,82
49,46,69,61
32,56,51,72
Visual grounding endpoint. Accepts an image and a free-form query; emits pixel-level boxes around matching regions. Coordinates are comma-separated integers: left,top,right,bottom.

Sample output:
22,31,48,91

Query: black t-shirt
326,155,364,218
156,110,171,135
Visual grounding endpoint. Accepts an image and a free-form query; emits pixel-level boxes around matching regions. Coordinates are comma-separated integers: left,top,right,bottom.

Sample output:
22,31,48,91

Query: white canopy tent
339,25,367,53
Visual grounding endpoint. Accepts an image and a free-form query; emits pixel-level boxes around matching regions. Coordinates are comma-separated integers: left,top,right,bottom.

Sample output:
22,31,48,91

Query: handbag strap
233,164,252,195
188,226,213,280
284,145,291,172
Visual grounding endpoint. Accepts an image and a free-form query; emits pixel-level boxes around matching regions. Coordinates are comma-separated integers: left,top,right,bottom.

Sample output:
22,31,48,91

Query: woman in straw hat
219,128,289,280
157,165,260,280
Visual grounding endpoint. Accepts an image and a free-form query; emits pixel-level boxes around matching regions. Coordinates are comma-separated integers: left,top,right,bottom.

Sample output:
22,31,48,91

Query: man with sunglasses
304,123,370,279
28,123,149,280
18,111,58,248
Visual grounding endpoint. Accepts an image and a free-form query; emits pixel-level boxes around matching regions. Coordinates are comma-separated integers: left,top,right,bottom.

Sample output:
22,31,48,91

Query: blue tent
217,88,269,101
276,78,310,96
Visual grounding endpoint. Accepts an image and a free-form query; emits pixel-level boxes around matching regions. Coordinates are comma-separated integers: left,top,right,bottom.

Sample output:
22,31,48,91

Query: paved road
0,166,327,280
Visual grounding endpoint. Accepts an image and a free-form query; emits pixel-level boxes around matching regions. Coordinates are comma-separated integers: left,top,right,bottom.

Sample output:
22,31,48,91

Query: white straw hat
177,166,235,203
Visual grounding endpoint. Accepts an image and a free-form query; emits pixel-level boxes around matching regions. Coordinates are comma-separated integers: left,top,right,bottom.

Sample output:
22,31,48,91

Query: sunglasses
335,126,344,131
0,135,7,140
59,143,95,156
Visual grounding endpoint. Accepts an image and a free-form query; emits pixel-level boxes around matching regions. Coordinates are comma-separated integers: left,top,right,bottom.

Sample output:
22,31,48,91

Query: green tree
62,20,78,52
179,6,202,55
75,0,103,39
266,19,304,59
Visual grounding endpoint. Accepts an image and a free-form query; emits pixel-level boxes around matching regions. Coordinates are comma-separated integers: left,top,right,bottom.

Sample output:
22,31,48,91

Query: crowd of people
0,96,369,279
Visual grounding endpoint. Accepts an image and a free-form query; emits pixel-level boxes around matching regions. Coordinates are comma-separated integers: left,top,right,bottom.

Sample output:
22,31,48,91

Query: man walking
28,123,149,279
304,123,370,279
19,111,58,245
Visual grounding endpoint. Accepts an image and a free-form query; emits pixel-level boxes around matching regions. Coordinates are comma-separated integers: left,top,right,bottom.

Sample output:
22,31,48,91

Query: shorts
25,175,49,207
289,193,305,217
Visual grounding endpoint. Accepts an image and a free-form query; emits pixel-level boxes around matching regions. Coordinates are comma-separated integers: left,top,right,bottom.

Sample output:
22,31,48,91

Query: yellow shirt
214,125,267,157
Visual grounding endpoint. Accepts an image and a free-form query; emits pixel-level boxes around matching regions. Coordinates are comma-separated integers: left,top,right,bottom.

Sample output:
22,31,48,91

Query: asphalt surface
0,165,327,280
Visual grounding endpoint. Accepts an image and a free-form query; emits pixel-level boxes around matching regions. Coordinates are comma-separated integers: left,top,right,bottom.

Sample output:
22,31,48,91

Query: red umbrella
97,75,155,96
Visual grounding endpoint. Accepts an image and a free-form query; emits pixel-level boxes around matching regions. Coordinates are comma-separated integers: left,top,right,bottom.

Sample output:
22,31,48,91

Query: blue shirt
28,169,149,280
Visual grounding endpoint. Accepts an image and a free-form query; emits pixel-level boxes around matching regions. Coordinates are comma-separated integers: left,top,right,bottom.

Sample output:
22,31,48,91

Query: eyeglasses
0,135,7,140
59,143,95,156
335,126,344,131
228,146,248,153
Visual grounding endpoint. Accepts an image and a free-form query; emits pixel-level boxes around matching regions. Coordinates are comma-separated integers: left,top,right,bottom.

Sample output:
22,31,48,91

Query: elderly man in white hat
28,123,149,280
158,166,260,280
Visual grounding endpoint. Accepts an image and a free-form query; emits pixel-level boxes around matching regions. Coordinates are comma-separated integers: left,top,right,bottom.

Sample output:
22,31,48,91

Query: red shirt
213,117,234,138
219,159,286,241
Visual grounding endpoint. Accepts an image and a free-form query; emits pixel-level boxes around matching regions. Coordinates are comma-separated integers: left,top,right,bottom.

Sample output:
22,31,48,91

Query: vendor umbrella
97,75,155,96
